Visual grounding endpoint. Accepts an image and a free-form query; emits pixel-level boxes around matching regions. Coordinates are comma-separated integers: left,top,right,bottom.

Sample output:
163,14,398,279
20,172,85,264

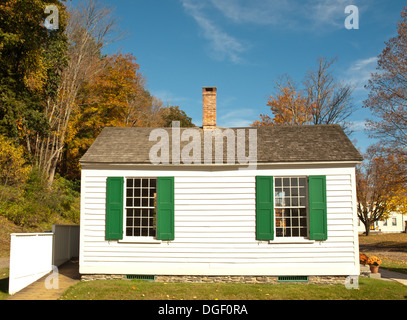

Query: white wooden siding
79,166,359,276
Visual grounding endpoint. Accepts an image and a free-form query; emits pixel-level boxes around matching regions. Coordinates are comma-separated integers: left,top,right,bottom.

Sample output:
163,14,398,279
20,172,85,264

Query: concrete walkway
7,260,80,300
379,268,407,286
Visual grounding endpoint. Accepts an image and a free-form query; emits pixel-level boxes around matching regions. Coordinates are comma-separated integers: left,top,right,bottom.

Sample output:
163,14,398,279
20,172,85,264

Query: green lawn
60,277,407,300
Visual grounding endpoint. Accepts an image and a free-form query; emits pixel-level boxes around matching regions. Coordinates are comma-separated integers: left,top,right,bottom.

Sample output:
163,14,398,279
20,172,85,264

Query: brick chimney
202,87,217,129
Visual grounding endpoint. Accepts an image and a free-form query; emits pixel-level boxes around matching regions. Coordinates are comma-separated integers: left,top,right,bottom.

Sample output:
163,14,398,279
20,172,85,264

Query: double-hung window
125,178,157,237
274,177,308,238
105,176,174,241
256,175,327,242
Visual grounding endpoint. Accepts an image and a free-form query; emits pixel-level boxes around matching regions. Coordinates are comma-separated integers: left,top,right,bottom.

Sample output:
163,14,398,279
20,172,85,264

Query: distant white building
358,213,407,233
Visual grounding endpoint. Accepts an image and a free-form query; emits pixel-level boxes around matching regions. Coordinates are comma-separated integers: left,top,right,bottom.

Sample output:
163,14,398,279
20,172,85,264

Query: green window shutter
106,177,124,240
156,177,175,240
308,176,328,241
256,176,274,241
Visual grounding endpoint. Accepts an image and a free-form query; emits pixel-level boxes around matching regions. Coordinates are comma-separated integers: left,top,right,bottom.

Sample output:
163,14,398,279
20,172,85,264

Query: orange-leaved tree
60,53,163,180
252,76,311,127
252,58,354,131
356,146,407,235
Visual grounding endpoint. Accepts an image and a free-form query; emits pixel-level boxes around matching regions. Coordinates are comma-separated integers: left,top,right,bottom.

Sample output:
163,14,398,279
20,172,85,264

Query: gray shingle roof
80,124,363,165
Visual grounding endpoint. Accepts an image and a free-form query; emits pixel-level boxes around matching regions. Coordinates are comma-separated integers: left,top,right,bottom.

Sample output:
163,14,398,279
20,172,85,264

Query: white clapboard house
79,87,363,281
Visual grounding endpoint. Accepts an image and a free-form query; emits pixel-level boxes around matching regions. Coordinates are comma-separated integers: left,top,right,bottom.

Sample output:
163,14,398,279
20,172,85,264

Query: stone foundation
81,274,347,285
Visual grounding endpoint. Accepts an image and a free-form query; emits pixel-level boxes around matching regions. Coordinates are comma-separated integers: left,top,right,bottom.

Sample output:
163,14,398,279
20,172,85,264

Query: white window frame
273,176,309,240
120,177,161,244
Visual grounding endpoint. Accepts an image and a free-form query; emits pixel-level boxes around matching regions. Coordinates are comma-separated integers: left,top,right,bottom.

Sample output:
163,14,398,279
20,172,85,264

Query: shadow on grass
0,276,9,300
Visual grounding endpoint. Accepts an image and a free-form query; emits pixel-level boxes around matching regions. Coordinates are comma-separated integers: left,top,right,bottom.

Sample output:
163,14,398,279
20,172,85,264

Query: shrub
0,168,80,227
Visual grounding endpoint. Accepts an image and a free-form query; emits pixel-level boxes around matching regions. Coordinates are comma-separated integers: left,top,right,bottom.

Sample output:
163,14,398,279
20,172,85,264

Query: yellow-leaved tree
0,135,31,204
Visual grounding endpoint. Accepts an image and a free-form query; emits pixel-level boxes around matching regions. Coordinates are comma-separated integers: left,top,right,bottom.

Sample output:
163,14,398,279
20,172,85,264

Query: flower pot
369,265,379,274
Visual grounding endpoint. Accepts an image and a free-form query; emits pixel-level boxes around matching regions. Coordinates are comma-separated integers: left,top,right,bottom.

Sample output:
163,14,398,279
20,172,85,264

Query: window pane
125,178,157,237
142,189,148,197
134,217,141,227
274,177,308,238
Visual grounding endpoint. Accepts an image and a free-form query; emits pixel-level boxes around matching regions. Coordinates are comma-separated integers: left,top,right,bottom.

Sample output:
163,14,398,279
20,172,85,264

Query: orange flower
359,253,368,263
367,256,382,266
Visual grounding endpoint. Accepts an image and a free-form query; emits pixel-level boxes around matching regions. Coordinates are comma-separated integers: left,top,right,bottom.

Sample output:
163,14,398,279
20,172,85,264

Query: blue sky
77,0,405,152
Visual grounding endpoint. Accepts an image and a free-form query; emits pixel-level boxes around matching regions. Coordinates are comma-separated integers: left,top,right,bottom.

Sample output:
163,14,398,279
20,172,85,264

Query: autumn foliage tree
0,0,68,145
252,58,355,132
252,76,310,126
60,53,166,180
364,7,407,150
356,146,407,235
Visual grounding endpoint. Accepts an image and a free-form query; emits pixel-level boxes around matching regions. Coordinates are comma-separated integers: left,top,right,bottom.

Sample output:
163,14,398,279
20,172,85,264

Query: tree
363,7,407,150
60,53,163,180
32,0,123,187
356,146,407,235
252,57,355,132
160,106,195,127
252,76,310,127
0,0,68,144
304,57,355,132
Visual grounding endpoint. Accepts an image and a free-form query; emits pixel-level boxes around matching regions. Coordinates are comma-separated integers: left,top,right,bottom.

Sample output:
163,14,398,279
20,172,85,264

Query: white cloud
348,120,368,132
345,57,378,91
308,0,352,28
181,0,247,64
208,0,356,30
218,108,257,127
209,0,292,26
181,0,366,62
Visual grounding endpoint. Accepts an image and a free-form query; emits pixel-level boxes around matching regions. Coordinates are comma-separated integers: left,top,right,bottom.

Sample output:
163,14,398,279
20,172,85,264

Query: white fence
52,225,80,267
8,225,79,295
